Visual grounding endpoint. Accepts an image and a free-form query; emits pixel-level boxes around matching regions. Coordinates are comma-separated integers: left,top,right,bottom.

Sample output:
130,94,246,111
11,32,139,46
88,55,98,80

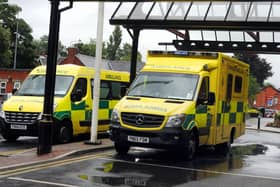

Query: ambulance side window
226,74,233,102
90,80,110,99
197,77,209,105
100,81,110,99
234,76,242,93
111,82,128,99
71,78,87,102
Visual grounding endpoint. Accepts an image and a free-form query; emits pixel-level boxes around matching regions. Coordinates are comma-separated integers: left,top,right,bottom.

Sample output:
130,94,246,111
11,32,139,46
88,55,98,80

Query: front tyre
57,124,73,144
183,131,197,160
114,142,130,155
2,132,19,142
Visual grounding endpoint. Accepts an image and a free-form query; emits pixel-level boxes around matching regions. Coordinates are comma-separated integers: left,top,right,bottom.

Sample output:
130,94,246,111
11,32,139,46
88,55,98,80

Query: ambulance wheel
2,133,19,142
114,142,130,155
57,122,73,144
183,131,197,160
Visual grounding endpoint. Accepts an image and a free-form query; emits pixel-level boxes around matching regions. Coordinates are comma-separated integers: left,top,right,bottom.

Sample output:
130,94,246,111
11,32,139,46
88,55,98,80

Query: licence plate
10,124,27,130
128,135,149,143
125,177,147,186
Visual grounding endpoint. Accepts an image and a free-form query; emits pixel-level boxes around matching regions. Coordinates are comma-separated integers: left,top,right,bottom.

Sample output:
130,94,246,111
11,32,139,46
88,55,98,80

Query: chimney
67,47,79,57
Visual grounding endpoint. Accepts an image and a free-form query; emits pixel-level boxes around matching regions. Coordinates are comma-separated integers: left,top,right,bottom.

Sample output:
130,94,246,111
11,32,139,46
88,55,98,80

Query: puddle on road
78,144,269,186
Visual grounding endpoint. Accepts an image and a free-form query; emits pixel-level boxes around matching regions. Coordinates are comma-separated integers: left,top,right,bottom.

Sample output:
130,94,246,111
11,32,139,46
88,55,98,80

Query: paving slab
0,138,114,170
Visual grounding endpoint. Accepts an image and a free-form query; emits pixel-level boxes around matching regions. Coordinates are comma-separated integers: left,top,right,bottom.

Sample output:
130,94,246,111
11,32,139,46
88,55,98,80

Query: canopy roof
110,1,280,53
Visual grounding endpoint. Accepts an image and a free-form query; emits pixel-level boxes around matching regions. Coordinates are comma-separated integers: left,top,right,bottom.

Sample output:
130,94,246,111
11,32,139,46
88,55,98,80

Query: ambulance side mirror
208,92,215,105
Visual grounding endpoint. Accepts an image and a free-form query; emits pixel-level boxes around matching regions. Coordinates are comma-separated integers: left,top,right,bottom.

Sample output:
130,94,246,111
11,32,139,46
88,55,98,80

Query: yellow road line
0,151,114,178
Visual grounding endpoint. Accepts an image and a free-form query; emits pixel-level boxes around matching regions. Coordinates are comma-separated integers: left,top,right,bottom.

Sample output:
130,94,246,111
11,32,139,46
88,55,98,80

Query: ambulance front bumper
109,122,188,149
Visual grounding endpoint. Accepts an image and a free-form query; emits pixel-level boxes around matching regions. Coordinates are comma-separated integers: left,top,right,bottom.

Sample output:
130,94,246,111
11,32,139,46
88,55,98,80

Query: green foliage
0,26,12,67
0,1,37,69
106,26,122,60
33,35,66,57
248,75,260,102
233,53,273,86
118,43,142,62
73,39,107,58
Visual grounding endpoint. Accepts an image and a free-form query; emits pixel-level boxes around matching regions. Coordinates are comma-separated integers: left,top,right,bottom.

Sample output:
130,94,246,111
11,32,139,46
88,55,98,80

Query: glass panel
269,2,280,22
216,31,230,41
206,2,230,21
202,31,216,41
130,2,153,20
259,32,273,42
186,2,210,20
248,2,271,21
148,2,172,20
112,2,135,20
244,32,255,42
227,2,250,21
274,32,280,42
167,2,191,20
230,32,244,42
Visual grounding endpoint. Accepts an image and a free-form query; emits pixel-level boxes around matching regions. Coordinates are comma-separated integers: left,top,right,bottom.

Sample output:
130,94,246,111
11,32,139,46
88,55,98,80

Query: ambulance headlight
53,103,58,111
37,112,43,120
111,109,120,123
166,114,186,127
0,111,5,119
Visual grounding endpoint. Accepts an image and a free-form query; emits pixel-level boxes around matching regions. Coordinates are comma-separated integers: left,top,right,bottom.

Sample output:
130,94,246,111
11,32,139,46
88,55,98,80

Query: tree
33,35,66,57
73,39,107,58
0,26,12,67
248,75,261,105
0,1,37,68
106,26,122,60
119,43,142,62
233,53,273,86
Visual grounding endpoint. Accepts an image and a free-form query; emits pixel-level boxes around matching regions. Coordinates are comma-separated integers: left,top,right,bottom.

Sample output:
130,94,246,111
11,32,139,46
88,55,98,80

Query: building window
13,81,21,89
273,97,278,106
0,81,7,94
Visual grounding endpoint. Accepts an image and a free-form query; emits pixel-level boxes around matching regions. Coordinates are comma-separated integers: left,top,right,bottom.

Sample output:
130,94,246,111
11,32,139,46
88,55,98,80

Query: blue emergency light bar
148,51,219,58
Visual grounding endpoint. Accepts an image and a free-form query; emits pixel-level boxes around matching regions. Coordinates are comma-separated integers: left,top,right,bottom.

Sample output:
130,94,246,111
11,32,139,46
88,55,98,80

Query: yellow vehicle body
0,64,129,142
110,51,249,157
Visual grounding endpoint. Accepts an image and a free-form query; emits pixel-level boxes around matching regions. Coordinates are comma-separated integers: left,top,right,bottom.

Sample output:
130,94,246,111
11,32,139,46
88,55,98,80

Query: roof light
148,51,218,58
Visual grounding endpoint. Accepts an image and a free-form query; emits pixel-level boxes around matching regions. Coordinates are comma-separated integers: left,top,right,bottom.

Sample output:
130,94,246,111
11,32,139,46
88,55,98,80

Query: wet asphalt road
0,129,280,187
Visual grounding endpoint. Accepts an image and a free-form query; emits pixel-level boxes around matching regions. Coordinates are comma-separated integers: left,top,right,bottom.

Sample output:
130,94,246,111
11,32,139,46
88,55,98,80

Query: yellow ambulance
0,64,129,143
109,51,249,159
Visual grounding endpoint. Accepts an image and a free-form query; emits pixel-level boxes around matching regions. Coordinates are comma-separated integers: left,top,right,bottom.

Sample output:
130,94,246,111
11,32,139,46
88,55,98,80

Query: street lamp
13,19,18,69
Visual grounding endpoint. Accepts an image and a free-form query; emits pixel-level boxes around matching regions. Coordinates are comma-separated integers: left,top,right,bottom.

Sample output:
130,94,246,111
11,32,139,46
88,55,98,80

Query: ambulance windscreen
128,72,199,100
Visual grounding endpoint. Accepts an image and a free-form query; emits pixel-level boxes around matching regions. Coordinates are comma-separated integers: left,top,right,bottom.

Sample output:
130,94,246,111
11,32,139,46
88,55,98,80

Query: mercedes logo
18,105,23,111
136,114,145,125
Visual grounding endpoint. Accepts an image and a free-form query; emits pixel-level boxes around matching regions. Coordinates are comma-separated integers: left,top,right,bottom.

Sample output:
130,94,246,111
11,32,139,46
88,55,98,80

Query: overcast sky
8,0,280,88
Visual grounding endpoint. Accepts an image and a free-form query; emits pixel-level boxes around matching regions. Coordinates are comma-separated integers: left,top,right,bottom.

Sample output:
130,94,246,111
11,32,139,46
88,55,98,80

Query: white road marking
8,177,78,187
101,157,280,181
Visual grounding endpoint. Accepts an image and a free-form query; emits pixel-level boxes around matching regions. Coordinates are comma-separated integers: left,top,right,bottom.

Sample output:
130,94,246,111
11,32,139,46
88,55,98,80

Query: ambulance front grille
5,111,40,124
121,112,164,128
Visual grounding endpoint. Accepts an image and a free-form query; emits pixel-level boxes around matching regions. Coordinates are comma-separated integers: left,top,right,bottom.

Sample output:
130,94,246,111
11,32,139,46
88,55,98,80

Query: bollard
257,115,261,130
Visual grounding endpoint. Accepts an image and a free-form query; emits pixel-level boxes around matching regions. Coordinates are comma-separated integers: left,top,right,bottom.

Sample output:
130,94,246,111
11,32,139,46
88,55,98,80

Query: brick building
253,85,280,111
0,68,30,102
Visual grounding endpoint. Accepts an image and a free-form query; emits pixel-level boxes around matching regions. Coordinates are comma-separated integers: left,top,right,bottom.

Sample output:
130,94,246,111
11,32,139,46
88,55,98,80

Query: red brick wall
254,86,280,110
0,69,30,94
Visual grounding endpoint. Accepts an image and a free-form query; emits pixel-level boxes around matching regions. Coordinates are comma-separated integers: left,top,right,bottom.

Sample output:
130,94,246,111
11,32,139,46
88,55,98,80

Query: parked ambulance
0,64,129,143
109,51,249,159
